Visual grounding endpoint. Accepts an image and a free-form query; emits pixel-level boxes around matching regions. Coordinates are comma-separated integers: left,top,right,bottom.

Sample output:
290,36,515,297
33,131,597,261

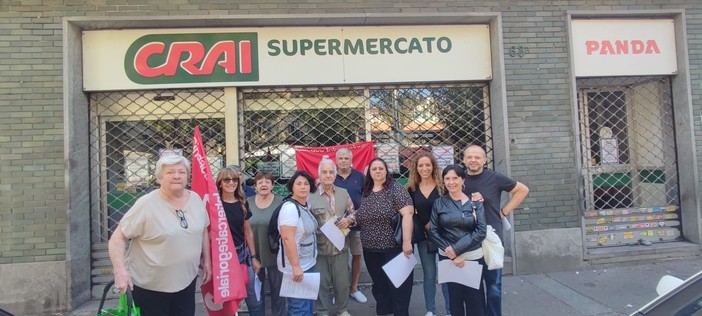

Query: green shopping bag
97,280,141,316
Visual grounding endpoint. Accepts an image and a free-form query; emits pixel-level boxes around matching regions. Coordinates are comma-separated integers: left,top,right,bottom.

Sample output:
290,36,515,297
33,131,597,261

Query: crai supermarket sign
82,25,492,91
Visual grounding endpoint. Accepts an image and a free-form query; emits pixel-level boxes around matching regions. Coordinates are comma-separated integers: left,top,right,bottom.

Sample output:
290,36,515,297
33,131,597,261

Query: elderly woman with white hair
108,154,211,316
309,157,356,316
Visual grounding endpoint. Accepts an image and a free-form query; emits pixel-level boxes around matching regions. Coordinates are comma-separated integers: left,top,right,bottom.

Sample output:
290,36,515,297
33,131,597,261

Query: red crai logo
585,40,661,55
125,33,259,84
134,41,253,77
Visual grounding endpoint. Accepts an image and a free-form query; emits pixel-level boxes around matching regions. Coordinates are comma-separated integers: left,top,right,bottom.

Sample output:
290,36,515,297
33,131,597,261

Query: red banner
294,141,375,179
191,126,247,315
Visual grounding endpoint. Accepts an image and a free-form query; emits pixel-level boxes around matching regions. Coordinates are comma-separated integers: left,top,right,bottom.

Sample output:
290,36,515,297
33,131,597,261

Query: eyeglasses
222,178,239,183
175,209,188,229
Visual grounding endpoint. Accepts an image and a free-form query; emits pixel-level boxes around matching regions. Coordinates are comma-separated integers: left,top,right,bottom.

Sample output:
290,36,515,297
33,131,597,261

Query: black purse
391,184,425,245
392,212,425,245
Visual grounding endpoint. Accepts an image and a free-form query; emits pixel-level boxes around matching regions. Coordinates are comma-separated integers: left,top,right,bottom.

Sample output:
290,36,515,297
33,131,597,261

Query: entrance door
577,77,681,249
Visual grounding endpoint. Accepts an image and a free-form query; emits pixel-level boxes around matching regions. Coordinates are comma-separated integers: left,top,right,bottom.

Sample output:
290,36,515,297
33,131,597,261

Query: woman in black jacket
429,165,487,316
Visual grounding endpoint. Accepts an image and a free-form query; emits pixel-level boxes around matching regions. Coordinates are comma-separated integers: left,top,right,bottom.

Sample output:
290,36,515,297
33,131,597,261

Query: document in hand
280,272,321,300
320,218,346,251
437,259,483,290
502,216,512,231
382,252,418,288
254,274,262,301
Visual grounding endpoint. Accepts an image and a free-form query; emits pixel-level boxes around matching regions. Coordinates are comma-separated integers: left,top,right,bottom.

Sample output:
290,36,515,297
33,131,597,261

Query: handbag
98,280,141,316
482,225,504,270
392,212,425,245
390,184,425,245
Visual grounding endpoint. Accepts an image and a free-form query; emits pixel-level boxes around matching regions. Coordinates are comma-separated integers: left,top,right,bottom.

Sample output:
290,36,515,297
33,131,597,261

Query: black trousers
446,258,486,316
363,249,414,316
132,277,197,316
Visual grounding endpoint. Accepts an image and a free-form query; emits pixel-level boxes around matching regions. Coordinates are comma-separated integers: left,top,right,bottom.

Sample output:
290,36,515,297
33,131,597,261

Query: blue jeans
286,264,317,316
416,240,450,314
483,266,502,316
245,261,265,316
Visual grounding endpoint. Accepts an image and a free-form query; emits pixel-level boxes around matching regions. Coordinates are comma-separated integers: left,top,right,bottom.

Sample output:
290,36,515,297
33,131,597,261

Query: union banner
294,141,375,179
191,126,247,315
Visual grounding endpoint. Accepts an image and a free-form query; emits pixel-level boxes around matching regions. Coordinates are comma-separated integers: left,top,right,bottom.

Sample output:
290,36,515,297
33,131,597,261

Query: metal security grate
239,83,492,189
88,89,226,293
86,83,491,293
577,77,681,248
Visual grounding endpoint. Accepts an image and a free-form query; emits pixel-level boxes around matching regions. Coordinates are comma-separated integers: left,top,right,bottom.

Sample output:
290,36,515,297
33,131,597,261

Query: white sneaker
338,312,352,316
425,312,435,316
350,290,367,303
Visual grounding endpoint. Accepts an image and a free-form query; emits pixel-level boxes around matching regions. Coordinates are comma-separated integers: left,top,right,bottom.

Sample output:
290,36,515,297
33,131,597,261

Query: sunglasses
222,178,239,184
175,209,188,229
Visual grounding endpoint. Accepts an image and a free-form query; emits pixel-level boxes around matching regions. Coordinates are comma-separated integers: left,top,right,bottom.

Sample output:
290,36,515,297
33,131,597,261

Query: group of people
108,145,528,316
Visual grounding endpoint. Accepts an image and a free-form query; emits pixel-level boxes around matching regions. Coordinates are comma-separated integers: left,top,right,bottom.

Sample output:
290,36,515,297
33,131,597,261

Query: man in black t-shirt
462,145,529,316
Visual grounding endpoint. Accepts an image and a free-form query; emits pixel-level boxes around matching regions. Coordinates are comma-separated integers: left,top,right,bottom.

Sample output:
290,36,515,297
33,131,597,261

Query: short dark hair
442,164,467,179
286,171,317,194
253,171,275,183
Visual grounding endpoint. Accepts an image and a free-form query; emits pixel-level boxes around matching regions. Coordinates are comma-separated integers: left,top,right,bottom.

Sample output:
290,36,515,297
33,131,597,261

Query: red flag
191,126,248,315
294,141,376,179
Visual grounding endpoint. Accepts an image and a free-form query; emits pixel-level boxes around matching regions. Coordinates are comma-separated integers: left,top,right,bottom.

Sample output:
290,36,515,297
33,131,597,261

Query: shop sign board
571,19,677,77
82,25,492,91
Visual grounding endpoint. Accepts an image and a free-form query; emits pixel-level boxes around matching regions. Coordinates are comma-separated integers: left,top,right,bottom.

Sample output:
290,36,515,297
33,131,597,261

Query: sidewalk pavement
69,255,702,316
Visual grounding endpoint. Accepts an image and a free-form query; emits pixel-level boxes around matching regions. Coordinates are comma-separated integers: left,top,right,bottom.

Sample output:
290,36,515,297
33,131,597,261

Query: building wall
1,1,701,314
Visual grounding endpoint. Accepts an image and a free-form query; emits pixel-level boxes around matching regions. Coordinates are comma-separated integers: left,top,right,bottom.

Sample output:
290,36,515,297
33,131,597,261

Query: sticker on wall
624,231,634,239
597,218,606,224
599,236,609,245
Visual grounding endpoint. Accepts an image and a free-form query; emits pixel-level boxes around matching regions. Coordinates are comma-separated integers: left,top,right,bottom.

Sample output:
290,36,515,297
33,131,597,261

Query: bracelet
501,209,507,217
251,254,259,260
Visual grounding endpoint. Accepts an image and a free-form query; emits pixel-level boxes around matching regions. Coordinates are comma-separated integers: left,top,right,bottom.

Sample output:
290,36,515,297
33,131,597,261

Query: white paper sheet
254,273,262,302
381,252,417,288
502,217,512,231
279,272,321,300
320,218,346,251
437,259,483,290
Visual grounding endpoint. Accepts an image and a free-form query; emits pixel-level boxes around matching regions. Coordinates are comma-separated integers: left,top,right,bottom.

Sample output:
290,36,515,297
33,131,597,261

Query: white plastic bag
482,225,504,270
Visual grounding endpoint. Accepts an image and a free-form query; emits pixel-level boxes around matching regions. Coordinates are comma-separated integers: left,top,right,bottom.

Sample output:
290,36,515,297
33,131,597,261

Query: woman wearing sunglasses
216,166,264,316
108,155,212,316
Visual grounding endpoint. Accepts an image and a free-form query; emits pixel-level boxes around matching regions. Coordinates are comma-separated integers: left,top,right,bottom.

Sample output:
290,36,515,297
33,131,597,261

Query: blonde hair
215,167,248,213
407,152,444,195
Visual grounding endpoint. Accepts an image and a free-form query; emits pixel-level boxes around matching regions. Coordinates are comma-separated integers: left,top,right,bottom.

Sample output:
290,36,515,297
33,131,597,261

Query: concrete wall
0,261,67,315
1,0,701,313
515,228,588,274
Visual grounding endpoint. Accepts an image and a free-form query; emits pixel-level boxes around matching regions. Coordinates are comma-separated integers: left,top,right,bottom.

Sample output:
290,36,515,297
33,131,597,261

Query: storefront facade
1,2,701,314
